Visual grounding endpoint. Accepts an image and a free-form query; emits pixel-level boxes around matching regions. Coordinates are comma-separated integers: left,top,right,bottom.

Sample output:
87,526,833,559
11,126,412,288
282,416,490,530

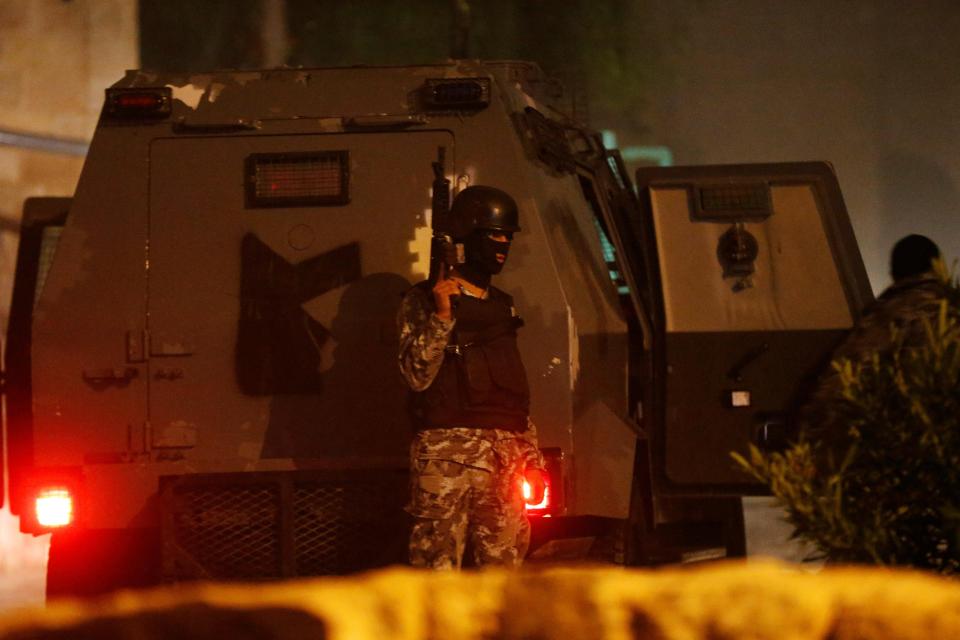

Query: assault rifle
429,146,463,281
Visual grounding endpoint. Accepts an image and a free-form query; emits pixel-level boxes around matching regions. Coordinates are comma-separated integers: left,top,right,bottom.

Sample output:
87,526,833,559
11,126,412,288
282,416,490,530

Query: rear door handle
82,367,139,383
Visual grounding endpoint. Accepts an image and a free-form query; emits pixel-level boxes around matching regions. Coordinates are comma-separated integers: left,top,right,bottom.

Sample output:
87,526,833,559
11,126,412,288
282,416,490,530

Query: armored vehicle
4,61,871,595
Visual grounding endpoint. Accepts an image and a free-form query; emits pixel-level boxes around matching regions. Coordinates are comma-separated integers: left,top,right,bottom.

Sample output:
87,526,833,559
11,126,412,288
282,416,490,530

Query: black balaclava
457,230,511,288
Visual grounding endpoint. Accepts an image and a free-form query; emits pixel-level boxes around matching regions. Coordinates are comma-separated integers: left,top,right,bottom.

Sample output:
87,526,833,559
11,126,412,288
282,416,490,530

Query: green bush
734,267,960,573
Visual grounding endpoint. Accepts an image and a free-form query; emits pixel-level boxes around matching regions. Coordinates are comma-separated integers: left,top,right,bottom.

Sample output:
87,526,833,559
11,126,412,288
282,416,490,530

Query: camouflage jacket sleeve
821,277,947,387
800,275,949,437
397,285,456,391
840,277,947,355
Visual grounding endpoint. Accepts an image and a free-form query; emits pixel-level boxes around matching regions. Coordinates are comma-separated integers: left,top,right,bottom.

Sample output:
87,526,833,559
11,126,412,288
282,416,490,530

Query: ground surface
0,497,808,612
0,506,47,613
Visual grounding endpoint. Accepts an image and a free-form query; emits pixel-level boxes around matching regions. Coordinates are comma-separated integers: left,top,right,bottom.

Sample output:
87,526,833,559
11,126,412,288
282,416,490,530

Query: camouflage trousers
407,430,531,570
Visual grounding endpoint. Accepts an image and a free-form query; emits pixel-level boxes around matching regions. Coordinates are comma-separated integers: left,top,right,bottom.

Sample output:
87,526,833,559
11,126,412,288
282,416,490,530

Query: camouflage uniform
803,274,949,441
398,284,543,570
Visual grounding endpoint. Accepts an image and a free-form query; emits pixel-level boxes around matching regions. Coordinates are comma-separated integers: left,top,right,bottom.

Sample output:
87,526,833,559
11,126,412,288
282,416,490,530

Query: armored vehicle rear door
631,163,872,494
5,198,72,511
148,131,452,467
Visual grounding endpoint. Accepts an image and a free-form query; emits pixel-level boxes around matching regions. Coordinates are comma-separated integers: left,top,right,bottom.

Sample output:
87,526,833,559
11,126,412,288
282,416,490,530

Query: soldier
397,185,547,570
803,234,948,443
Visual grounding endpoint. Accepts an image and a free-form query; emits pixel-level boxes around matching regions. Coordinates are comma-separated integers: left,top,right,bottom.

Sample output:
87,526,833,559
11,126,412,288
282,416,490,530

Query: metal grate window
171,484,280,579
693,183,772,221
293,485,402,575
606,155,627,190
246,151,350,208
34,225,63,309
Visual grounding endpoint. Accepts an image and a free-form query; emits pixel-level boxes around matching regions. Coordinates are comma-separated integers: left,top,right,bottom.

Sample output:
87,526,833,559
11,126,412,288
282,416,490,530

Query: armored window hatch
246,151,350,208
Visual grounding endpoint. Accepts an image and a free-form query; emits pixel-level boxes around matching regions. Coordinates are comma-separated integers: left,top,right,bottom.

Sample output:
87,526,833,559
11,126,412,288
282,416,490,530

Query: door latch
154,367,184,380
82,367,139,384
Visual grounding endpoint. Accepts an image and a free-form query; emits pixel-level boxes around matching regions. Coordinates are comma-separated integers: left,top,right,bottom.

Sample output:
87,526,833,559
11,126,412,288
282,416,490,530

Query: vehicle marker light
422,78,491,110
105,88,172,119
35,488,74,528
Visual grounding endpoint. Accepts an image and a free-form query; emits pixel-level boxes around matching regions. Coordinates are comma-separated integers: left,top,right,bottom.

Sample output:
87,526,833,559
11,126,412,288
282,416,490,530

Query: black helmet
448,186,520,239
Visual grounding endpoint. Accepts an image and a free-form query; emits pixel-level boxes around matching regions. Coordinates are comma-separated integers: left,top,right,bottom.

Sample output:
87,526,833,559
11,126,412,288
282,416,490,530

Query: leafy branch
735,263,960,573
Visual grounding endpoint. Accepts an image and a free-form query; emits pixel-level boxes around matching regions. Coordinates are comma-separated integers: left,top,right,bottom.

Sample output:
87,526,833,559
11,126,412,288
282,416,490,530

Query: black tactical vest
413,282,530,431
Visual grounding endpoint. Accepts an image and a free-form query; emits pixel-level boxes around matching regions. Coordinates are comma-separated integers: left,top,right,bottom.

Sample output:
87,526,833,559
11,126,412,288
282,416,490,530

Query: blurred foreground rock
0,560,958,639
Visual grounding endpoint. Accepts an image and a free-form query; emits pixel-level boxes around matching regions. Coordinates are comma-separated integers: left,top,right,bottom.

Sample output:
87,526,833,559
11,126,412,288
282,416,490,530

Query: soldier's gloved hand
432,265,461,321
523,468,547,506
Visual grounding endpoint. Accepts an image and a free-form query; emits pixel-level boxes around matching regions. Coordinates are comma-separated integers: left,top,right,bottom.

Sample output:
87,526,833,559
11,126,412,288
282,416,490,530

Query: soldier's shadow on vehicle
260,272,414,462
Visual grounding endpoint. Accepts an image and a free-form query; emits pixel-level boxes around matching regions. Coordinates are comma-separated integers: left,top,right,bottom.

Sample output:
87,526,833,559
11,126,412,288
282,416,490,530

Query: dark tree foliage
285,0,450,67
139,0,692,133
286,0,672,125
735,265,960,574
140,0,264,71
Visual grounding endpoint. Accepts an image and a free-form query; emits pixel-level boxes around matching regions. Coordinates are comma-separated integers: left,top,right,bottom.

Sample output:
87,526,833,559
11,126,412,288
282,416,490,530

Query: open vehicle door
5,197,72,513
630,162,873,494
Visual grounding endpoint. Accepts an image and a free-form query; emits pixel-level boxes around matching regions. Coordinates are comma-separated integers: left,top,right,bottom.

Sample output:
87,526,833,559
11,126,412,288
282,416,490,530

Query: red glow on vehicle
523,478,550,513
34,488,74,528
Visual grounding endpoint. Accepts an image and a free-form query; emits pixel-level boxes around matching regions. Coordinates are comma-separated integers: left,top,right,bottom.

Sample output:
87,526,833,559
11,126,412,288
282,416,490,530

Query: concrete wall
621,0,960,291
0,0,138,327
0,0,138,611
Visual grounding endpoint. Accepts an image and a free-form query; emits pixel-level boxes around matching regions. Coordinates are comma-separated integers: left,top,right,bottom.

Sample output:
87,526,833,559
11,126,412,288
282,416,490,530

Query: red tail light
523,478,551,513
523,447,564,517
35,487,74,528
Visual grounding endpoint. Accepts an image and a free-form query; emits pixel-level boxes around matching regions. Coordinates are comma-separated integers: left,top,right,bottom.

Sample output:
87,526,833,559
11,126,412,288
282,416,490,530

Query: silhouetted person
802,234,948,444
